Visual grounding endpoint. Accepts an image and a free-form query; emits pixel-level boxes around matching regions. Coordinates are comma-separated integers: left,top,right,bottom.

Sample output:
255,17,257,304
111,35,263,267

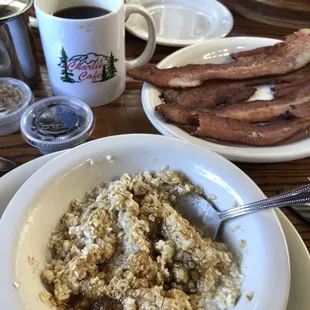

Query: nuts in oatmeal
239,240,247,249
41,168,242,309
28,255,38,266
246,292,254,302
39,291,53,302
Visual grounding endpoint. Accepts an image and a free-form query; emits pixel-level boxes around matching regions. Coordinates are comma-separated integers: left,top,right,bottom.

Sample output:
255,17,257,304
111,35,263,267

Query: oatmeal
0,83,23,112
41,168,242,309
40,290,53,302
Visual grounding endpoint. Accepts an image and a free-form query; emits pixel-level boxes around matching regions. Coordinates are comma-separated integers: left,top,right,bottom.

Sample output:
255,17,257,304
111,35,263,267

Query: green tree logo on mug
58,47,118,83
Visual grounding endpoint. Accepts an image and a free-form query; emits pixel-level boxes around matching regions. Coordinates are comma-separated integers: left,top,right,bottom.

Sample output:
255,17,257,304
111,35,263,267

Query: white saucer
0,153,309,309
125,0,233,47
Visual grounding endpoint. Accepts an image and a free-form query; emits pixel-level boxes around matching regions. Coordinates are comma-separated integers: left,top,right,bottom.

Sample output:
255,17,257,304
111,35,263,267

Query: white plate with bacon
135,31,310,163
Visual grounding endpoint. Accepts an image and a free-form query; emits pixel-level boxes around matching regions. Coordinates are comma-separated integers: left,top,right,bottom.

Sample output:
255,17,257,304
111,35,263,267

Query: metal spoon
0,157,16,172
292,203,310,223
177,184,310,241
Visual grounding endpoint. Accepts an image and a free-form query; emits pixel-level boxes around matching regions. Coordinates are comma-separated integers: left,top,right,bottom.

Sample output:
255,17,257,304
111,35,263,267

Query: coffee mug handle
125,4,156,70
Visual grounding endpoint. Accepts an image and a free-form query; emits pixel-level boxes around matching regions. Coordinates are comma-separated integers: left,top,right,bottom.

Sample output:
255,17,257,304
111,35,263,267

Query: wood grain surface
221,0,310,29
1,11,310,251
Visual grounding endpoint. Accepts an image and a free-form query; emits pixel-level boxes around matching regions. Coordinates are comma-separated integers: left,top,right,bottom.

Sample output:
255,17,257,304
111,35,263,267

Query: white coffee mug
34,0,156,107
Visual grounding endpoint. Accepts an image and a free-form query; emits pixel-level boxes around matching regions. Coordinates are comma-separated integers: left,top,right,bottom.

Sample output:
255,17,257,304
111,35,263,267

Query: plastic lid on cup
20,96,95,153
0,77,34,125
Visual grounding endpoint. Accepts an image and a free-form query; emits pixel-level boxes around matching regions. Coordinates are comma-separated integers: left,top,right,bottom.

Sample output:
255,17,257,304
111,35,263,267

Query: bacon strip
155,103,310,146
127,29,310,89
156,104,310,146
155,104,198,126
193,113,310,146
162,64,310,109
162,77,283,109
213,82,310,122
162,83,256,108
230,45,278,60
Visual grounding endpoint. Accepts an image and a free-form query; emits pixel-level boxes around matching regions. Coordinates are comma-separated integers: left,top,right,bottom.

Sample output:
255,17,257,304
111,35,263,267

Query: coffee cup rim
34,0,122,22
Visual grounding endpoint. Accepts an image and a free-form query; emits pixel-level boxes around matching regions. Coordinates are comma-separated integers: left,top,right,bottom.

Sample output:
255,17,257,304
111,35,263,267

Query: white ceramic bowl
0,134,290,310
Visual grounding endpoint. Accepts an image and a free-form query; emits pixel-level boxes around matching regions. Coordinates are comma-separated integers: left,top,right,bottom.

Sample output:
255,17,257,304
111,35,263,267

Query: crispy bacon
161,77,283,109
161,64,310,110
127,29,310,89
193,113,310,146
230,45,277,60
212,82,310,122
155,104,199,125
155,103,310,146
162,82,256,108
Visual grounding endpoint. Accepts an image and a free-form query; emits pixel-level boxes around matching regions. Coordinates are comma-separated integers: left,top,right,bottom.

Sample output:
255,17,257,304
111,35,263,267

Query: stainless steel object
0,0,40,88
177,184,310,241
0,156,16,172
292,204,310,223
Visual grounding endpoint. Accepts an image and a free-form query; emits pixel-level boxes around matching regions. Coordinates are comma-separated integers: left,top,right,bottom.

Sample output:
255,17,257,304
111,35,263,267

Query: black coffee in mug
53,6,110,19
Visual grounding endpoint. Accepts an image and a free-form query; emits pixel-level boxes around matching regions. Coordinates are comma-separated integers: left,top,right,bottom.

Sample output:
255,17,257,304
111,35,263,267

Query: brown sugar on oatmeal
40,168,242,309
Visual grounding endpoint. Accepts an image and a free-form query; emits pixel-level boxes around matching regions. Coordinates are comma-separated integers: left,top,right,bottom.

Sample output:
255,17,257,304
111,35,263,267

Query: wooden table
221,0,310,29
1,11,310,250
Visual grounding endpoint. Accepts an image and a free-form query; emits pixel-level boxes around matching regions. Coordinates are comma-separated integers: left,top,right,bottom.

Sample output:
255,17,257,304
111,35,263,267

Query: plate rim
276,210,310,260
0,152,65,217
141,36,310,163
125,0,234,47
275,209,310,310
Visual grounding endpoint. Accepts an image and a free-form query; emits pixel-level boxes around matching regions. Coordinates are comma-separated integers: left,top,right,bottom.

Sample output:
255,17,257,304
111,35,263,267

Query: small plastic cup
0,77,34,136
20,96,95,154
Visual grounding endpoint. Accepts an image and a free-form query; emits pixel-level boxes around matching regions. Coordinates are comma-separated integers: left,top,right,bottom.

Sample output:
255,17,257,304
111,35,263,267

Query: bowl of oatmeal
0,134,290,310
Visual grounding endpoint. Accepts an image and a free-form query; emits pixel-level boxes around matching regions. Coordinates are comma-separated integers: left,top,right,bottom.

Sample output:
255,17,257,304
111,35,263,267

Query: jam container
20,96,95,154
0,77,34,136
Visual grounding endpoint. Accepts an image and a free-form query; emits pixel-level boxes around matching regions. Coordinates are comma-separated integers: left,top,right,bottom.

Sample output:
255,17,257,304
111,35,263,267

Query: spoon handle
231,183,310,210
220,190,310,222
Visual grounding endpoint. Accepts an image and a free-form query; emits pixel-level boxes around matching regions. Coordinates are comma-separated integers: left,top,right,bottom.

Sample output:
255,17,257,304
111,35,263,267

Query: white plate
125,0,233,47
142,37,310,163
0,152,308,309
0,152,64,215
0,134,289,310
277,211,310,310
